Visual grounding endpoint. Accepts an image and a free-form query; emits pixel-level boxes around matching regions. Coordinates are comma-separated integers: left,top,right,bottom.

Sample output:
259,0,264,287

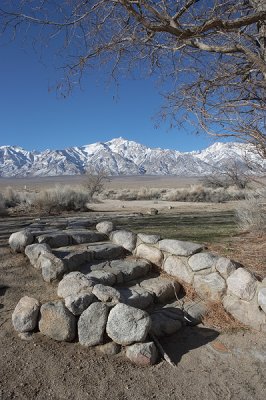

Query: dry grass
236,188,266,233
202,301,247,333
100,185,247,203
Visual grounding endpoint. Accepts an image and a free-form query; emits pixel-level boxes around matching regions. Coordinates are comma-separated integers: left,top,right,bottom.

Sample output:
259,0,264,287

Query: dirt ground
0,209,266,400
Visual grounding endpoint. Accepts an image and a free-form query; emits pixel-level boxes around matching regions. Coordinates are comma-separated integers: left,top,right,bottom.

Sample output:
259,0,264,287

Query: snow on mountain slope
0,138,264,177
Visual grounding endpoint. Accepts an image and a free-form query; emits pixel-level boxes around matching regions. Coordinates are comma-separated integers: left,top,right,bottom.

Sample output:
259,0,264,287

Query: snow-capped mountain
0,138,264,177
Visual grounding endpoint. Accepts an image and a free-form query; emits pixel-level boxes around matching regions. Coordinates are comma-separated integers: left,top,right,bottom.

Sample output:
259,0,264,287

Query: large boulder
188,253,218,273
9,230,34,253
226,268,257,301
215,257,238,278
57,272,94,298
39,301,76,342
150,308,184,337
87,243,126,261
92,284,122,303
109,259,150,282
39,253,67,283
158,239,203,257
138,233,161,245
12,296,40,332
37,232,70,248
223,295,266,332
63,251,89,272
106,303,151,345
78,303,109,347
64,291,96,316
163,256,194,284
86,270,116,286
135,244,163,266
67,230,107,244
25,243,52,268
110,230,137,252
118,286,154,310
140,277,178,303
194,272,227,301
96,221,115,235
125,342,158,366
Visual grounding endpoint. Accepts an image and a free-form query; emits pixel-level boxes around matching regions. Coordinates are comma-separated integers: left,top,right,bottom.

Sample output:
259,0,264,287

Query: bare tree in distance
202,161,251,189
85,166,109,199
1,1,265,157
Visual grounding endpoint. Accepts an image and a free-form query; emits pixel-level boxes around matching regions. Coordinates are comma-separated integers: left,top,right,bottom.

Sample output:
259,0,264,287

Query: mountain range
0,137,263,177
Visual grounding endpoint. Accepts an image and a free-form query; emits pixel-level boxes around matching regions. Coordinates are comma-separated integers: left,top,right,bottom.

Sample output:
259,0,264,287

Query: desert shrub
32,185,90,214
236,189,266,233
0,193,8,216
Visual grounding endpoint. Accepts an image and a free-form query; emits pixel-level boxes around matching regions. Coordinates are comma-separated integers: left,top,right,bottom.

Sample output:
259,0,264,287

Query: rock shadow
157,325,219,365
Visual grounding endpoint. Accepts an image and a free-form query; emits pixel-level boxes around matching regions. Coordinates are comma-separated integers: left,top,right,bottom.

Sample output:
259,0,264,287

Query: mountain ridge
0,137,263,177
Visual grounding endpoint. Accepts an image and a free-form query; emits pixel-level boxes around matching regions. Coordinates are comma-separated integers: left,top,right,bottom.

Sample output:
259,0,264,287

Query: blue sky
0,38,215,152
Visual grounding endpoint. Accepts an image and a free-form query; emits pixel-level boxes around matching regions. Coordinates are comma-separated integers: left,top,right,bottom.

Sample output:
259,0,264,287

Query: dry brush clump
32,185,90,214
0,193,8,216
236,188,266,233
100,185,246,203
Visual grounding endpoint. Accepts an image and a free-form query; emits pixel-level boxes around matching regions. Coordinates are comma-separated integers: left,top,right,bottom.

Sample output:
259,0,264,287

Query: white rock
25,243,52,268
223,295,266,332
188,252,218,273
135,244,163,266
106,303,151,345
258,288,266,314
78,303,109,347
140,277,178,303
163,255,194,284
57,272,94,298
39,301,76,342
138,233,161,244
227,268,257,301
96,221,115,235
215,257,237,278
110,230,137,252
92,284,122,303
126,342,158,366
159,239,203,256
64,291,96,316
9,230,34,253
194,273,227,301
39,253,68,283
12,296,40,332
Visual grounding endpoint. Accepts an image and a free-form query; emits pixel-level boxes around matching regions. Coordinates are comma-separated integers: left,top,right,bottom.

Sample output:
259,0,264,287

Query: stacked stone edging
9,218,266,362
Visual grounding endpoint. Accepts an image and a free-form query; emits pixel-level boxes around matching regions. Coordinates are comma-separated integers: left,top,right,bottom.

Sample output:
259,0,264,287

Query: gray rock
25,243,52,268
78,303,109,346
109,259,150,282
258,288,266,314
188,252,218,273
37,232,70,248
12,296,40,332
96,342,121,356
159,239,203,257
88,243,126,260
63,250,90,272
125,342,158,366
92,284,122,303
183,300,208,325
194,272,227,301
135,244,163,266
140,277,178,303
118,286,154,309
87,270,116,286
67,219,92,229
148,208,158,215
227,268,257,301
64,291,96,316
39,253,67,283
57,272,94,298
9,230,34,253
68,230,107,244
150,308,184,337
138,233,161,244
39,301,76,342
110,230,137,252
96,221,115,235
163,255,194,284
106,303,151,345
223,295,266,332
215,257,238,278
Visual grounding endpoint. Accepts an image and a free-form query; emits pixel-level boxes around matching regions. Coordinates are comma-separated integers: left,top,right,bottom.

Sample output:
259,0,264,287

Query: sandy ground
0,211,266,400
